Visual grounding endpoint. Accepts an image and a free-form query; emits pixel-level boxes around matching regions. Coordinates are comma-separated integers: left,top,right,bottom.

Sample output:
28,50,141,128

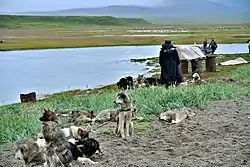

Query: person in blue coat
209,39,218,54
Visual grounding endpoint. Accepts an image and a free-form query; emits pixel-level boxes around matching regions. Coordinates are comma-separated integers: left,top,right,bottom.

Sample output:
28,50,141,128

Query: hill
0,15,152,28
21,0,250,24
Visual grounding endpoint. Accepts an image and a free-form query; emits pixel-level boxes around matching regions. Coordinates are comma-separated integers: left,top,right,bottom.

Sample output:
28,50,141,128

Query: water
0,43,248,105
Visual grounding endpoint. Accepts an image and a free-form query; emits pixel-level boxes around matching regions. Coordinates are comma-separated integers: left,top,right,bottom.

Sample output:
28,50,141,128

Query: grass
1,64,250,144
232,65,250,83
1,34,249,51
0,21,249,51
0,15,152,28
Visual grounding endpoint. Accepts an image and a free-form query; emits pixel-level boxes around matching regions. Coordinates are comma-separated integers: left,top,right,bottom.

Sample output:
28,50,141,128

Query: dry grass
0,34,249,51
0,25,249,51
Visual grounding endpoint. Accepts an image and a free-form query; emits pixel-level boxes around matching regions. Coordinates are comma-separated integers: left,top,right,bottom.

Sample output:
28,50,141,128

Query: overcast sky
0,0,163,12
0,0,241,13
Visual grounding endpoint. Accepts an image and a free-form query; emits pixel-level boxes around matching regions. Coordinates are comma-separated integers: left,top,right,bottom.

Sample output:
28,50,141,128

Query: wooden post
180,60,188,74
206,55,217,72
197,59,203,74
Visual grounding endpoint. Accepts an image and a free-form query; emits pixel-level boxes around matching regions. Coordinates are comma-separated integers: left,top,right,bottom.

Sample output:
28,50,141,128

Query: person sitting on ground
209,39,218,54
159,40,181,88
246,39,250,53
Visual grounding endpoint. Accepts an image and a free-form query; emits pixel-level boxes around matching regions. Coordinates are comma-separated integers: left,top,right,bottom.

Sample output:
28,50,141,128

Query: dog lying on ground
75,138,103,158
42,121,98,166
15,140,48,167
117,76,134,90
159,108,196,124
34,132,98,165
144,77,161,87
114,92,135,138
180,72,207,86
39,109,90,140
92,94,140,124
60,126,89,140
70,110,95,123
191,72,206,85
91,109,118,123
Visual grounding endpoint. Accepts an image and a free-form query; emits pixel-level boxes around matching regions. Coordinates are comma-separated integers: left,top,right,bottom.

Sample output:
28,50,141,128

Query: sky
0,0,245,13
0,0,162,13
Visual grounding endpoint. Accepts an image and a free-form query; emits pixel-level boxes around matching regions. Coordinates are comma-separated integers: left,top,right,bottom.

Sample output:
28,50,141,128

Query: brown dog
39,109,89,140
39,108,59,123
60,126,89,140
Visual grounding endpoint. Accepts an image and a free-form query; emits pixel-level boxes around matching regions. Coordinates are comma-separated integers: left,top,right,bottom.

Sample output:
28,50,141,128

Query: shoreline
0,43,160,52
1,52,249,107
0,37,248,51
0,41,248,52
0,83,118,107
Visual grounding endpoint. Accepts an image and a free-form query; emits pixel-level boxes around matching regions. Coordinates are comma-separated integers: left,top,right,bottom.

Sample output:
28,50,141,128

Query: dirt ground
1,98,250,167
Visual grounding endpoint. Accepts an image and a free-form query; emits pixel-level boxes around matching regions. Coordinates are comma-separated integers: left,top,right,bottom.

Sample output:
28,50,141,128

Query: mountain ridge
17,0,250,24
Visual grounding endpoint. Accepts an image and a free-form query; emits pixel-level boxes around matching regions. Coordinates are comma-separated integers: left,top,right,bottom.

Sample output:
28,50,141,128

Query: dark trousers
160,69,174,88
176,65,183,84
211,47,216,54
248,46,250,53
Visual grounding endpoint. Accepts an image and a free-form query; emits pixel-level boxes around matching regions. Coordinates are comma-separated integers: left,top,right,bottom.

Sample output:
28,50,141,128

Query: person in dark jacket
209,39,218,54
203,39,208,53
246,39,250,53
159,40,182,88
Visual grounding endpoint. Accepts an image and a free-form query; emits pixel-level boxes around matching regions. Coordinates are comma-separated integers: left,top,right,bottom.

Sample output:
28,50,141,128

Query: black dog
75,138,103,158
126,76,134,89
144,77,160,86
117,76,134,90
68,142,83,160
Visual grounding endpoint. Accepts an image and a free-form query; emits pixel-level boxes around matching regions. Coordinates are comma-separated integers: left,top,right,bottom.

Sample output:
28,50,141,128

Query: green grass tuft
232,65,250,83
96,129,115,135
0,65,250,144
0,82,249,144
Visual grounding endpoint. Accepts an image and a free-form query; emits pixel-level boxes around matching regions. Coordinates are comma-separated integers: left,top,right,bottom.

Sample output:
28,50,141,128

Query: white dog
159,108,196,124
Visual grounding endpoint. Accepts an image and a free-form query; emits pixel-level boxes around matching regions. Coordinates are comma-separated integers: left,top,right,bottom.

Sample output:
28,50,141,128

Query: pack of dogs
14,73,204,166
14,92,140,167
15,108,102,167
117,73,206,90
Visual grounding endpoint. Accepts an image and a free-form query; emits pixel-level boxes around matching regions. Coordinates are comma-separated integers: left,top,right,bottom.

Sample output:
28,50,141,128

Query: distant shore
0,37,248,51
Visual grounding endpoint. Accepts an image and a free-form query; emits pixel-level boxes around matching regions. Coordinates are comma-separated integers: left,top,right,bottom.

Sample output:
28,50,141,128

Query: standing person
203,39,208,53
246,39,250,53
209,39,218,54
159,40,181,88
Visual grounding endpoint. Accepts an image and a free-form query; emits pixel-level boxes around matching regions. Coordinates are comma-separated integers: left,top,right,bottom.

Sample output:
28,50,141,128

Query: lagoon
0,43,248,105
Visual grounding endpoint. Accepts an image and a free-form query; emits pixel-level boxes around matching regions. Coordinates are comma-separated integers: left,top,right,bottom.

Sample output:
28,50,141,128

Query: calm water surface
0,43,248,105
